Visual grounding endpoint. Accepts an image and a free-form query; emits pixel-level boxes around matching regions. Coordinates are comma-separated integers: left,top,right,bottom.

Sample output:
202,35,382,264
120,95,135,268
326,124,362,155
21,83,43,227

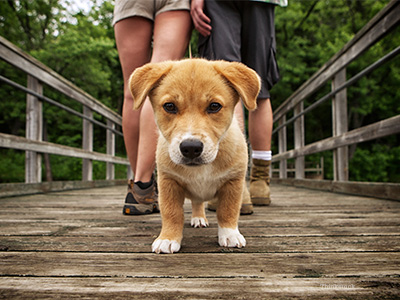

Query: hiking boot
240,184,254,215
123,178,159,215
207,182,254,215
250,159,271,206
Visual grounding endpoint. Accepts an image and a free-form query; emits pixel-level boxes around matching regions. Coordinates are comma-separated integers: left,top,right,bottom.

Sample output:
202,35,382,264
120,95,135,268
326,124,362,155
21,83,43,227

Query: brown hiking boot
207,181,253,215
250,159,271,206
123,179,159,215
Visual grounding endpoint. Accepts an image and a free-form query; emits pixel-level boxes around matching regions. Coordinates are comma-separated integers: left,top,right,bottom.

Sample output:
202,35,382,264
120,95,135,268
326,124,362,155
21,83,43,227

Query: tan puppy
129,59,260,254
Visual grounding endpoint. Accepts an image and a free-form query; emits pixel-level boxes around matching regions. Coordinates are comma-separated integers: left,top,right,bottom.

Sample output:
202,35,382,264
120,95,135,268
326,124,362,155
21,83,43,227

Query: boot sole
123,204,159,215
251,197,271,206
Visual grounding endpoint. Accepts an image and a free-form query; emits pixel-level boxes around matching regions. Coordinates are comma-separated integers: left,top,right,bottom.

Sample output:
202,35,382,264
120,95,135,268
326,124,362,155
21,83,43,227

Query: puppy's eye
163,102,178,114
207,102,222,114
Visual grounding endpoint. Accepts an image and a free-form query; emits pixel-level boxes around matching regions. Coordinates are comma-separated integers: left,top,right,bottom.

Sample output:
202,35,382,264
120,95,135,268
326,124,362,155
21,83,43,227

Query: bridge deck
0,184,399,299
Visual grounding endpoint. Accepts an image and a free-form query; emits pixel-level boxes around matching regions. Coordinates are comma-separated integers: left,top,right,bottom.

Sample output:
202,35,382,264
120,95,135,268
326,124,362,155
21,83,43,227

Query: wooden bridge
0,184,399,299
0,1,399,299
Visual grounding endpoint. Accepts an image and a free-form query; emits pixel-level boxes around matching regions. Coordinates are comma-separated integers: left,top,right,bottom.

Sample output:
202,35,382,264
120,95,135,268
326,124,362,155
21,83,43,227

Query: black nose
180,139,203,159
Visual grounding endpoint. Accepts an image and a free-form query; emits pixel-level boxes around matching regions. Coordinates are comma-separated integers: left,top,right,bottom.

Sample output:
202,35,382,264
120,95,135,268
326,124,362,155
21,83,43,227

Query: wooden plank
0,180,126,198
1,235,399,253
0,252,399,278
0,277,399,300
272,114,400,162
272,178,400,201
25,75,43,184
0,133,129,165
332,68,349,181
278,116,287,178
294,102,305,179
0,36,122,125
82,106,93,181
106,120,116,180
0,184,399,299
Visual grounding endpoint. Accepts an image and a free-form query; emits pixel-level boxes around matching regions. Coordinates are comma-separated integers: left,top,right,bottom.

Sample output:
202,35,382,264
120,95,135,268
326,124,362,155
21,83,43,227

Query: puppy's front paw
218,227,246,248
152,239,181,254
191,217,209,228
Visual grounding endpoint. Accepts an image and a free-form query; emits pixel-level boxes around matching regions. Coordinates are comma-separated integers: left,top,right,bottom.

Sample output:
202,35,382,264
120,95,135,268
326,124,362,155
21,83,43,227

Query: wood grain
0,184,399,299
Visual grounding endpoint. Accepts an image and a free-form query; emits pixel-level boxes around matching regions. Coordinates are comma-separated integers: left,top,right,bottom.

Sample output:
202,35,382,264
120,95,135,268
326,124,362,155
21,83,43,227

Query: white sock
252,150,272,161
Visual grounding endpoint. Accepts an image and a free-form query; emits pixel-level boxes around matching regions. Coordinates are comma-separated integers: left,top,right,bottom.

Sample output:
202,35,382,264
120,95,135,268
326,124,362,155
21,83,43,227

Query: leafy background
0,0,399,183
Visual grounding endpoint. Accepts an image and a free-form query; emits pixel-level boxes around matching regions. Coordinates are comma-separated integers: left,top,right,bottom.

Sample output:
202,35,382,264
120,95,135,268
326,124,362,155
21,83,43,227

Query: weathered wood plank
332,68,349,182
1,277,399,300
106,120,116,180
272,178,400,201
278,116,287,178
25,75,43,184
0,184,399,299
1,252,399,278
1,235,399,253
0,133,129,165
0,180,127,198
1,222,398,238
294,102,305,179
0,36,122,125
82,106,94,181
272,114,400,163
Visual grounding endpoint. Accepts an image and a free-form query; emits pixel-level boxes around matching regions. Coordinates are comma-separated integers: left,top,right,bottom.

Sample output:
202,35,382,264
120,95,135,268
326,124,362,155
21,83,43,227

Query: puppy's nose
180,139,203,159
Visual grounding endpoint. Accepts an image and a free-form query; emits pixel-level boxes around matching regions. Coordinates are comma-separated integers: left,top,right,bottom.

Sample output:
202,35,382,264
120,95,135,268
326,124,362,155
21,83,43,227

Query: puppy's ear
213,61,260,111
129,61,173,110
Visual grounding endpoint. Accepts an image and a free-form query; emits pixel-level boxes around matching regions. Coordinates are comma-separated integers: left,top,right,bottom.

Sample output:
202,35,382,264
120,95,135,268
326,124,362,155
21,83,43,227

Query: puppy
129,59,260,254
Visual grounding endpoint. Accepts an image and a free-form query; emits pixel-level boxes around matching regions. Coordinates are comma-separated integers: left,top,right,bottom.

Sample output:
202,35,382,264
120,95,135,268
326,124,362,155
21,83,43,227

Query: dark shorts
198,0,280,99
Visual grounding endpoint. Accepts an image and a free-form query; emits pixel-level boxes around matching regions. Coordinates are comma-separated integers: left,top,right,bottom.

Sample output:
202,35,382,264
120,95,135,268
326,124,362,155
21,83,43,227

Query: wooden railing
271,0,400,201
0,36,130,197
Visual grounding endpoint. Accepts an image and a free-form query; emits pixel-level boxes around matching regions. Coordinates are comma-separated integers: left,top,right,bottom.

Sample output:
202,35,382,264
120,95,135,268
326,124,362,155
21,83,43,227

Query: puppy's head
129,59,260,166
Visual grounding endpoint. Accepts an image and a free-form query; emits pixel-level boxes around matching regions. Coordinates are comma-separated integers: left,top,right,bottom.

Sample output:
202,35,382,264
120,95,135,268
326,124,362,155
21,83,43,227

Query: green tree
272,0,399,182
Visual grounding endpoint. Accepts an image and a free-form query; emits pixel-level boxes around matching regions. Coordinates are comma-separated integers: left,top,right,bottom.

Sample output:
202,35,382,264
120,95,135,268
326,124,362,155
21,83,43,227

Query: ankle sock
135,178,153,190
252,150,272,161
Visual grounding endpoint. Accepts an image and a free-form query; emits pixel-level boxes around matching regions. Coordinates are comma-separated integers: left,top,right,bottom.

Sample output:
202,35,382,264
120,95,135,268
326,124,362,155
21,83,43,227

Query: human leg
248,99,273,205
133,10,192,183
241,2,279,205
114,17,152,174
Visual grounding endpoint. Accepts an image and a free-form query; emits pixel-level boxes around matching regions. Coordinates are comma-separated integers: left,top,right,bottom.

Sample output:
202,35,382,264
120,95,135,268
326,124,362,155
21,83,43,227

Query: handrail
0,35,130,196
0,75,123,137
271,0,400,201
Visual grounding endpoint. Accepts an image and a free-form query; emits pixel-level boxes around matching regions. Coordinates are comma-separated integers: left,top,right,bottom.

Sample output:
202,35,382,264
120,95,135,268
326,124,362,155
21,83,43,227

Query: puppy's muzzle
180,139,203,159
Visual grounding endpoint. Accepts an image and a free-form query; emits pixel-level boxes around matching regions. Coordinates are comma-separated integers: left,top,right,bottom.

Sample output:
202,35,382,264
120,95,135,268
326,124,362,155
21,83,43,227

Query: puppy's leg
217,178,246,248
152,177,185,254
191,201,209,228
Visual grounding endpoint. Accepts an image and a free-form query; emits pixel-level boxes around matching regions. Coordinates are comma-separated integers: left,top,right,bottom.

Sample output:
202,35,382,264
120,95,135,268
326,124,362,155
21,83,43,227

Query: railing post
278,116,287,179
294,102,305,179
82,106,93,181
25,75,43,183
332,68,349,181
106,120,115,180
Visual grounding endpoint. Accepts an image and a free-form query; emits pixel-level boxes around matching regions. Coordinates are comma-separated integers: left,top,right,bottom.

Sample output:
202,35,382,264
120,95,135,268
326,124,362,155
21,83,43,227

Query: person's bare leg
134,10,192,182
114,17,152,175
249,98,272,151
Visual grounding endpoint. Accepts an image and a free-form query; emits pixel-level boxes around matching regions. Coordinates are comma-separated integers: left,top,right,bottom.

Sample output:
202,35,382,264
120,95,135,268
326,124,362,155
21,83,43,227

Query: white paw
191,217,209,228
218,227,246,248
152,239,181,254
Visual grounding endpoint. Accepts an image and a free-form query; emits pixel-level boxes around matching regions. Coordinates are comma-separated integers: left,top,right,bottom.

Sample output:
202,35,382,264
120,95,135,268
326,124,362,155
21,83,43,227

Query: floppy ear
213,61,261,111
129,61,173,110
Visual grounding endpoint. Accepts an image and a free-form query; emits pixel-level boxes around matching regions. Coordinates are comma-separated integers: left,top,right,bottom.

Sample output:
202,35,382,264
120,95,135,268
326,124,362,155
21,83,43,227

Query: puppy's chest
181,167,228,201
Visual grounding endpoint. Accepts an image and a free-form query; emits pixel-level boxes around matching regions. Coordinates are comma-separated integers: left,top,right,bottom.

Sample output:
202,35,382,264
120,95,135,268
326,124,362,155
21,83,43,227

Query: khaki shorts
113,0,190,25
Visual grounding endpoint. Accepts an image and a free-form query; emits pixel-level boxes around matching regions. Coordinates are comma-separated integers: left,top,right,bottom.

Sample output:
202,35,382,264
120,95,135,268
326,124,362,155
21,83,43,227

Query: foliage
272,0,399,182
0,0,398,183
